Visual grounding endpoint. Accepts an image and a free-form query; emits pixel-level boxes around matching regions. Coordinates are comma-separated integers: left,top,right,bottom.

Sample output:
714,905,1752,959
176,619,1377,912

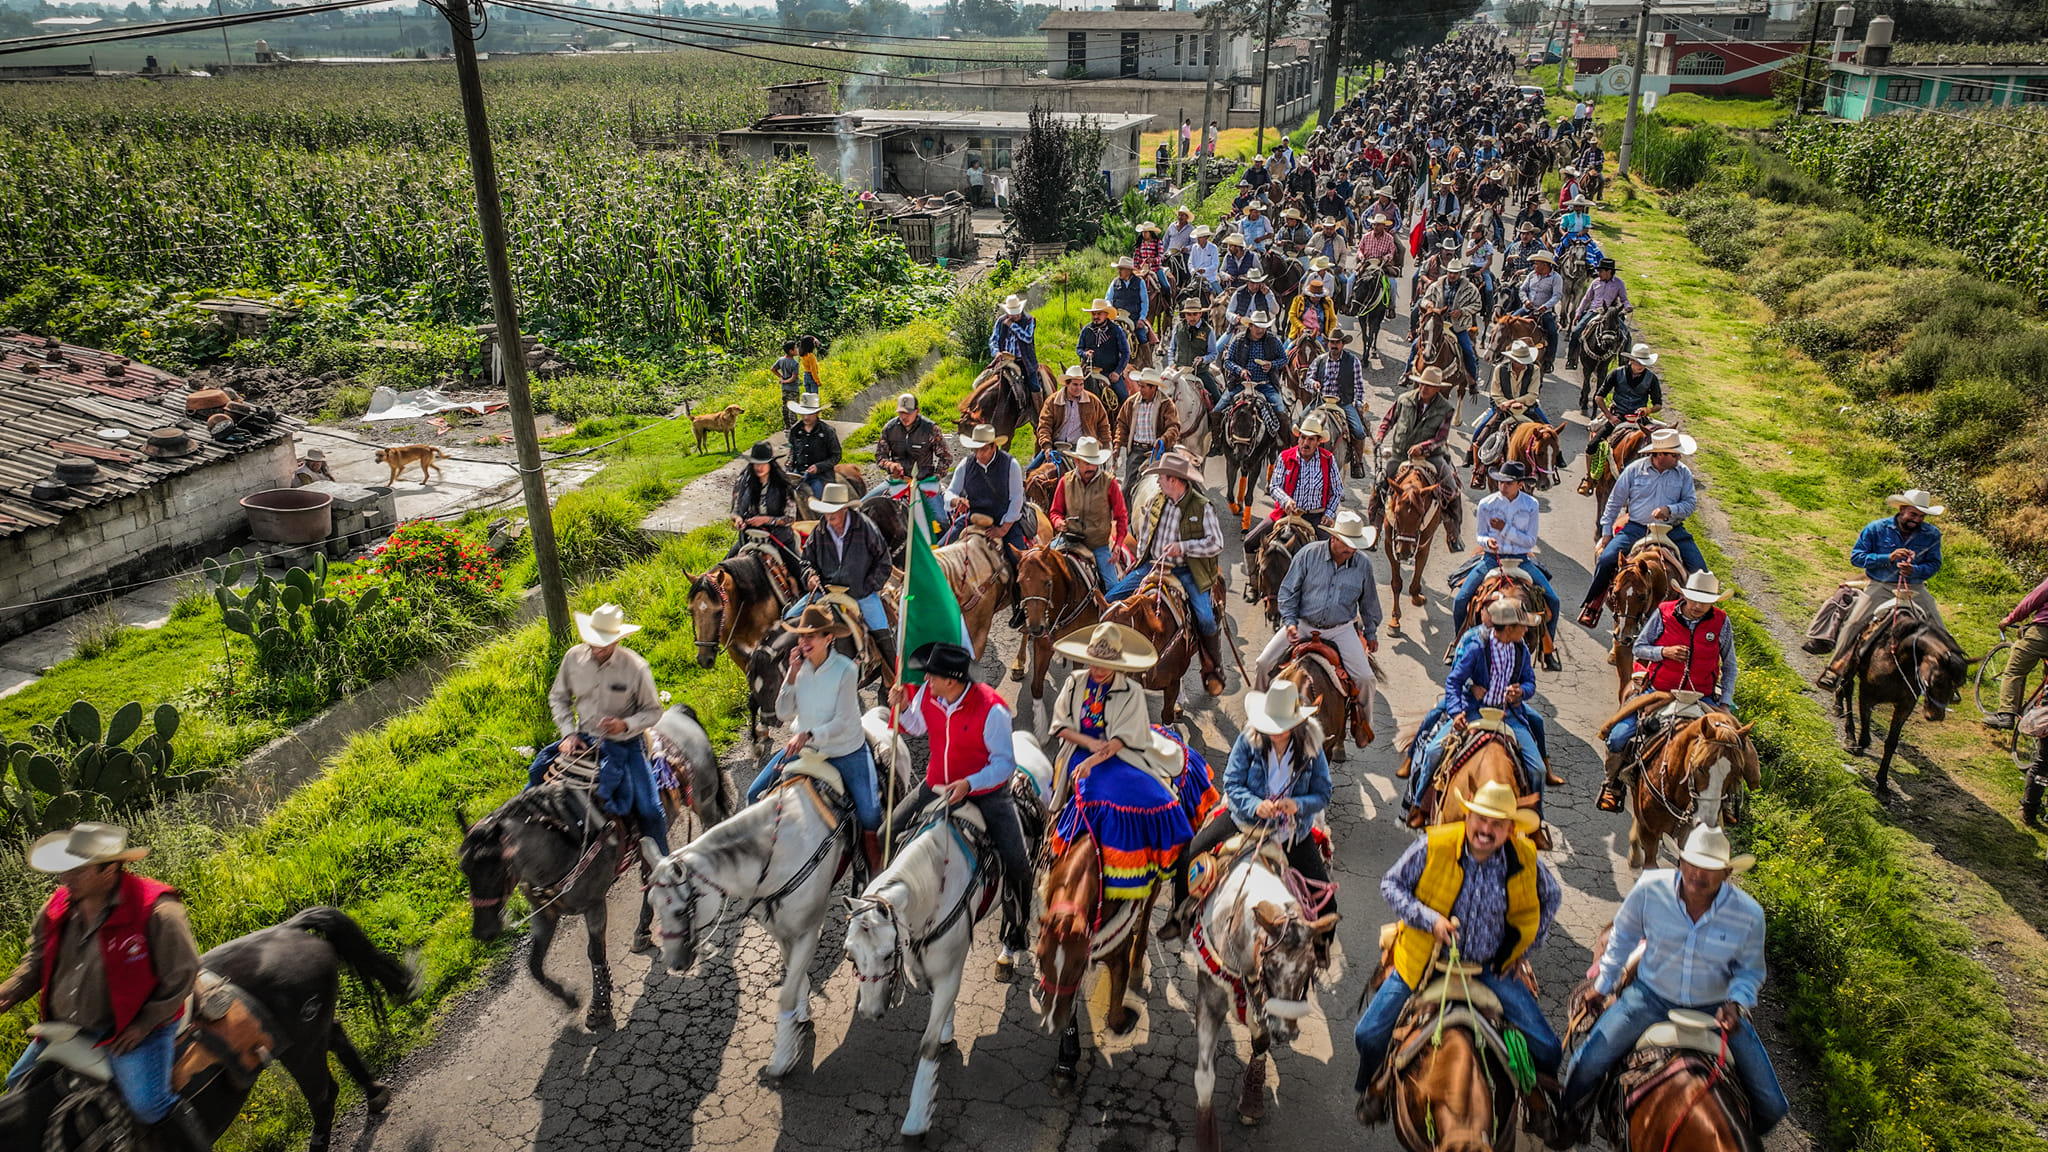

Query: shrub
1672,193,1756,271
1918,377,2033,462
550,488,655,583
365,520,506,599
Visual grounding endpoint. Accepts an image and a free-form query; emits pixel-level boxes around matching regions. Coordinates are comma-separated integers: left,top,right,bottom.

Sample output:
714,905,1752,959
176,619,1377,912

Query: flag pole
883,562,910,864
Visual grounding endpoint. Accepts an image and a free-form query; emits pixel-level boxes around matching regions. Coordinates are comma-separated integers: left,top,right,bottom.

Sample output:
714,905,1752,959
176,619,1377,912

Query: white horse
1187,846,1339,1152
1161,366,1212,459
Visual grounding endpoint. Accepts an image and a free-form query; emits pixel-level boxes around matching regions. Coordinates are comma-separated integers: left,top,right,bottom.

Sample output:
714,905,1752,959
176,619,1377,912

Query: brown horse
1249,513,1318,627
1601,699,1761,867
1603,539,1684,699
1579,420,1652,522
1487,421,1568,494
1012,543,1107,699
1445,562,1555,669
1483,313,1547,365
1276,648,1372,763
685,553,788,675
1035,836,1155,1089
1379,461,1449,631
1831,602,1975,793
932,519,1016,660
1428,736,1526,826
1368,944,1520,1152
1412,309,1477,422
960,358,1047,443
1101,568,1203,723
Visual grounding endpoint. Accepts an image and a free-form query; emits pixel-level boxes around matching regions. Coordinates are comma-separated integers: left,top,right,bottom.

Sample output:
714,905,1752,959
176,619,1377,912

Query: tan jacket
1114,394,1180,452
1036,389,1113,448
1048,670,1176,784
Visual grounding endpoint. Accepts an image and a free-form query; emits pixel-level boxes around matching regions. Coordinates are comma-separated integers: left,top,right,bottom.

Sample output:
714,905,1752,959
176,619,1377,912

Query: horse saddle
741,540,803,604
1050,536,1105,598
1625,525,1682,568
1289,638,1359,701
173,972,283,1095
1185,830,1291,907
1609,1044,1761,1152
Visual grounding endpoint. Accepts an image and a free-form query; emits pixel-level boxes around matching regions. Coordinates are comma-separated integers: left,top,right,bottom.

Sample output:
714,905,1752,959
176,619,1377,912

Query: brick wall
0,441,295,642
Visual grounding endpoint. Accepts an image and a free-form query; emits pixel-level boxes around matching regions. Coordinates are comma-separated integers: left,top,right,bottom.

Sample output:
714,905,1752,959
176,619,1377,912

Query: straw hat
1326,509,1378,549
1370,213,1393,226
1192,224,1214,239
1136,220,1160,234
960,423,1001,449
788,603,851,637
1645,428,1698,456
1517,220,1540,234
29,822,148,874
1457,779,1541,834
1308,255,1334,271
787,391,824,415
1623,343,1659,366
1089,298,1116,314
1115,255,1136,269
1069,436,1113,466
1282,206,1304,221
1245,268,1269,283
1002,294,1029,316
1505,339,1539,366
1373,185,1394,198
1224,233,1247,247
575,603,642,647
1296,411,1329,439
810,481,855,514
1486,599,1538,627
1409,365,1451,389
1245,679,1316,735
1680,571,1731,604
1529,249,1556,265
1885,489,1945,515
1678,823,1755,873
1054,622,1158,673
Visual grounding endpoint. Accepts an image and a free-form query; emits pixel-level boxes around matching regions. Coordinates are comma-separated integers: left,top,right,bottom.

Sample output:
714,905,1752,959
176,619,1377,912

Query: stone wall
0,440,296,642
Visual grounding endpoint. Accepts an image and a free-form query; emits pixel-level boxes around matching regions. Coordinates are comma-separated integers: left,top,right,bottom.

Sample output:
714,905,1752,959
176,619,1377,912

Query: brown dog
691,404,745,455
375,444,445,485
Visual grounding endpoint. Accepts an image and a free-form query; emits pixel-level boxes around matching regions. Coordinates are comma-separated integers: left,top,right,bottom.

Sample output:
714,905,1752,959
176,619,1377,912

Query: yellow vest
1393,823,1543,986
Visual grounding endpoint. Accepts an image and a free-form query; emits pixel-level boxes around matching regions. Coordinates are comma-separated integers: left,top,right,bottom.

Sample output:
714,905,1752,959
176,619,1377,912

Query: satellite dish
1600,65,1634,95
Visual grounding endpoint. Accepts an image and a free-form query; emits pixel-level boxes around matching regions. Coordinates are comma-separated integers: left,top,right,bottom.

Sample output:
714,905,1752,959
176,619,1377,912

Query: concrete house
1039,4,1254,81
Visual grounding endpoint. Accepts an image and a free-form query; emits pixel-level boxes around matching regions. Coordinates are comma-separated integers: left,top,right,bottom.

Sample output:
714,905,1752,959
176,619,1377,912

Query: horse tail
280,906,420,1023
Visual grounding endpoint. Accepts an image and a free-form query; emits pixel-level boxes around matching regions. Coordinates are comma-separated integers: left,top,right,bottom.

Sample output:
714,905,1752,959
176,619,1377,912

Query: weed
549,488,655,583
65,600,128,661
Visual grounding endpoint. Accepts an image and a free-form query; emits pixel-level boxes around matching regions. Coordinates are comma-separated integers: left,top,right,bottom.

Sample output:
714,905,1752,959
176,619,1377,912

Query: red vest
39,872,182,1037
1270,446,1338,522
1639,601,1727,695
920,682,1008,794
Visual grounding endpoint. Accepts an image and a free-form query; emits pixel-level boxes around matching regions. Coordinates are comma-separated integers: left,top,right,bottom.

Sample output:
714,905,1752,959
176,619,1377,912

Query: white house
1039,2,1255,81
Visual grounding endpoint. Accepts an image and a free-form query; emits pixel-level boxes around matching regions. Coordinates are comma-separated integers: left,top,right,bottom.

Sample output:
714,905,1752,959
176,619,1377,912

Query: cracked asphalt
331,308,1811,1152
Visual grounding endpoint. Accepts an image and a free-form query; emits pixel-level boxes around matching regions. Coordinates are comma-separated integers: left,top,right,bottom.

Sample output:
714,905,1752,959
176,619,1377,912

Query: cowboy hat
1678,823,1755,873
1623,343,1659,366
1457,779,1542,834
1296,411,1329,439
1517,220,1540,232
1224,233,1247,246
1885,489,1946,515
1326,509,1378,549
1645,428,1698,456
1054,621,1159,673
810,481,855,514
29,822,148,873
1408,365,1451,389
1487,598,1538,627
1529,249,1556,265
1489,459,1533,484
1133,367,1163,387
910,641,975,682
1309,255,1334,271
1192,224,1214,238
746,440,776,463
1179,296,1207,312
1089,298,1116,313
1246,310,1274,328
1246,679,1316,735
575,602,642,647
787,391,824,415
1148,450,1206,487
1136,220,1161,233
895,392,920,413
1070,436,1113,466
1505,339,1539,365
1246,200,1268,212
1115,255,1136,269
1281,206,1304,220
1561,166,1579,177
1175,204,1194,216
1680,570,1731,603
1598,257,1619,270
788,602,851,637
301,447,325,462
1002,294,1029,316
1244,268,1269,283
1444,258,1470,274
1567,195,1593,208
960,423,1001,449
1369,213,1393,226
1062,363,1085,380
1318,216,1341,228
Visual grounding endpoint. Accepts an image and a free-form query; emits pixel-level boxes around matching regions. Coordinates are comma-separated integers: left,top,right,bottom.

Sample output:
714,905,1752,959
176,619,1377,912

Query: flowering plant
363,520,505,594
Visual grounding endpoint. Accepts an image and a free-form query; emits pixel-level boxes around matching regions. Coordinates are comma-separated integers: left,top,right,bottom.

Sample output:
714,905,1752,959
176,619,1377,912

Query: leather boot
1197,630,1228,696
1577,595,1605,628
1596,749,1630,813
871,628,898,674
2023,777,2045,826
154,1101,212,1152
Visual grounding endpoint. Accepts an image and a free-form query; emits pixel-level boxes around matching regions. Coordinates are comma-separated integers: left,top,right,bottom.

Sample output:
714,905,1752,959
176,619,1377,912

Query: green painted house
1825,59,2048,121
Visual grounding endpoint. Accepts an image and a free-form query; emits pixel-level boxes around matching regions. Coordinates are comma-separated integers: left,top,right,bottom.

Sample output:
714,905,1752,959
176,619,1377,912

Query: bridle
1017,548,1093,638
691,570,739,659
847,894,914,1008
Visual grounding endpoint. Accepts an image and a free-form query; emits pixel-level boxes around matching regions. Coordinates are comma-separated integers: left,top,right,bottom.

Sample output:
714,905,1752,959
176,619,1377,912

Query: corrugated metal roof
0,333,290,540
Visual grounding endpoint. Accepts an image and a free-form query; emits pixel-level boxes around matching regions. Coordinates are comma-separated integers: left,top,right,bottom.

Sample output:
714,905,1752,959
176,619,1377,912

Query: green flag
897,511,973,684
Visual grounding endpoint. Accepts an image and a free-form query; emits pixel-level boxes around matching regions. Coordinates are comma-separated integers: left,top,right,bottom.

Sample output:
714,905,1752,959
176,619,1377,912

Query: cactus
203,548,379,682
1,698,199,834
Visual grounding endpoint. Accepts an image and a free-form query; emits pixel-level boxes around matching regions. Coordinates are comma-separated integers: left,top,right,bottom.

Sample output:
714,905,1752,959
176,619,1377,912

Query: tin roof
0,333,289,539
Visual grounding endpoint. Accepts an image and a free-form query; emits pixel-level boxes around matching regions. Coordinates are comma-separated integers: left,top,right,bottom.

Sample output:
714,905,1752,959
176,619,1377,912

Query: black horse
1219,392,1284,533
0,906,414,1152
1571,300,1629,417
1833,606,1974,794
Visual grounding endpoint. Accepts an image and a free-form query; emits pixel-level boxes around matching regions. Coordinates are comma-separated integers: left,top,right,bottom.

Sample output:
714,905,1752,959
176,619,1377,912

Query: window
1120,31,1139,77
1616,16,1630,31
1732,15,1752,32
1175,34,1183,66
1676,51,1726,75
771,141,810,161
2024,77,2048,102
1951,82,1990,103
1067,30,1086,70
1662,16,1678,30
1884,78,1922,104
993,136,1013,170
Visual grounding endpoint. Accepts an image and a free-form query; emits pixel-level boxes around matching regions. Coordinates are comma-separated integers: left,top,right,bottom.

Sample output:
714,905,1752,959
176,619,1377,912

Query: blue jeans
526,736,669,855
1086,544,1117,589
8,1021,180,1123
747,744,882,830
1471,403,1551,446
801,474,826,499
1355,968,1561,1091
1587,522,1705,606
783,589,889,631
1108,561,1216,636
1406,329,1479,385
1408,704,1548,812
1561,981,1789,1133
1335,401,1367,440
1227,379,1284,414
1453,555,1561,642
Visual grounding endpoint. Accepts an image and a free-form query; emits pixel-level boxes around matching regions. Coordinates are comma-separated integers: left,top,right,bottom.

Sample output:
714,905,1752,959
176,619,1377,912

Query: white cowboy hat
787,391,825,415
29,822,148,874
1070,436,1113,466
1444,258,1470,274
1089,298,1116,313
810,481,856,514
1678,823,1756,873
1326,509,1379,549
1457,778,1542,834
1247,310,1274,327
1133,368,1163,387
1246,679,1316,735
1054,621,1159,673
1680,570,1731,604
1002,294,1029,316
1224,233,1247,246
960,423,1001,449
1296,411,1329,439
1885,489,1945,515
1281,206,1305,220
1505,339,1539,366
1528,249,1556,265
1308,255,1334,271
1486,598,1539,627
1567,195,1593,208
1115,255,1136,269
1645,427,1698,456
1062,363,1085,380
1175,205,1194,216
1623,343,1659,366
1192,224,1214,238
301,448,326,462
1136,220,1160,233
1369,213,1394,225
575,603,642,647
1373,185,1394,197
1408,365,1451,389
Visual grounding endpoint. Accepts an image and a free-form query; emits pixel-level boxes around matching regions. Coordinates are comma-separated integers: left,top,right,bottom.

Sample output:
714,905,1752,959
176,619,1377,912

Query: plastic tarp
362,386,506,421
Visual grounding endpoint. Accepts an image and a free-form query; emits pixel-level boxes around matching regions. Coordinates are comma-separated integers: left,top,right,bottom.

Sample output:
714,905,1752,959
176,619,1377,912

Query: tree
1342,0,1485,69
1503,0,1542,30
1006,105,1109,248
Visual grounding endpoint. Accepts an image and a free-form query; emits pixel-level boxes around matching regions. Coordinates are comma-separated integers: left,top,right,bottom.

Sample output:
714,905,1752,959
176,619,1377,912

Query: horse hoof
366,1084,392,1115
585,1008,613,1031
1108,1004,1142,1036
1410,594,1425,607
1330,747,1347,763
1008,665,1024,683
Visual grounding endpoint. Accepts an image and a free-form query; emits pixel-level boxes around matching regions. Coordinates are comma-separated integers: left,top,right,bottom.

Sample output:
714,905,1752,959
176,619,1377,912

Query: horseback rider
1274,206,1314,258
1287,264,1338,343
1354,779,1562,1125
1251,509,1382,717
989,293,1044,408
1246,411,1343,555
1454,460,1564,671
1815,490,1948,692
786,481,895,661
745,605,885,873
1108,257,1153,349
1504,219,1547,277
1986,573,2048,732
1165,204,1198,254
1132,220,1164,274
1078,297,1133,401
946,423,1031,554
1413,257,1483,385
1553,197,1598,262
1514,249,1564,373
888,642,1036,969
1579,428,1707,626
1046,436,1129,589
1585,343,1663,472
1363,185,1403,232
1,823,208,1151
1187,225,1222,294
1161,678,1335,942
785,391,841,500
1224,309,1287,414
1598,571,1736,812
1033,365,1115,472
1238,200,1274,252
1106,450,1229,696
1114,368,1181,490
1313,212,1352,260
1565,257,1628,370
531,603,671,856
1226,268,1280,331
1471,338,1548,469
727,441,808,578
1167,296,1222,404
877,392,953,532
1372,364,1467,553
1355,212,1403,285
1407,600,1554,811
1463,221,1499,319
1219,233,1259,291
1560,824,1789,1136
1428,174,1461,223
1309,327,1372,452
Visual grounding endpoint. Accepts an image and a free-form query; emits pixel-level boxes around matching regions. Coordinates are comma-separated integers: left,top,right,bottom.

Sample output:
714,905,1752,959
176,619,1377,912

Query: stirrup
1596,780,1626,813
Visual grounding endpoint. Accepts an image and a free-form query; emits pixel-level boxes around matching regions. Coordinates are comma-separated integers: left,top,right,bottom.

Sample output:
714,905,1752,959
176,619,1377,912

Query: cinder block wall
0,441,295,642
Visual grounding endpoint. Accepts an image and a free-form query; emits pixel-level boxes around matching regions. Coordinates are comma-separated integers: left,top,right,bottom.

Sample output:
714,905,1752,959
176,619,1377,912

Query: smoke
838,74,865,188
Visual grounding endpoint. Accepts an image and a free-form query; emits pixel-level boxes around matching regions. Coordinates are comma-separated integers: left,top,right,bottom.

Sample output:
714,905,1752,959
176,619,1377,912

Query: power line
505,0,1036,69
0,0,386,57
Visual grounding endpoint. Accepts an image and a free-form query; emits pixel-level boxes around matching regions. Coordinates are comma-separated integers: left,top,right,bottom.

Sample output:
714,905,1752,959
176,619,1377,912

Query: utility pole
1617,0,1652,178
1197,17,1220,202
1551,0,1570,94
1794,0,1825,117
437,0,573,645
1254,0,1276,156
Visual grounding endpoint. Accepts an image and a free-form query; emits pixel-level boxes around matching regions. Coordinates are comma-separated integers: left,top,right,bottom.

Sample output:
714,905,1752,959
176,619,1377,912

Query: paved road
331,311,1730,1152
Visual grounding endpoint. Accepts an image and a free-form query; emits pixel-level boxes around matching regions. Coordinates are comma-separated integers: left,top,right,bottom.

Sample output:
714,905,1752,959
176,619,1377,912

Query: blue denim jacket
1221,729,1332,843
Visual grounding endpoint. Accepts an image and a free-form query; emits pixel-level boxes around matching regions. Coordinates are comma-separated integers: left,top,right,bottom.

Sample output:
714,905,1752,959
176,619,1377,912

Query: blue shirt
1595,870,1766,1010
1600,458,1697,538
1220,730,1332,844
1077,320,1130,377
1850,514,1943,584
1443,625,1536,719
1237,215,1273,250
988,313,1037,370
1278,539,1383,636
1382,834,1563,970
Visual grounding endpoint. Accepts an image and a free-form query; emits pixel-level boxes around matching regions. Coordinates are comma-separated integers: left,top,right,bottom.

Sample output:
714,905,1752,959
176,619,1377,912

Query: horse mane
684,793,799,884
706,551,776,604
872,817,954,919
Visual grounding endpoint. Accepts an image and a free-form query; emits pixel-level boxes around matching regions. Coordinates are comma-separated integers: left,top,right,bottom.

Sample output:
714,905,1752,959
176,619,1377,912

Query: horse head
686,569,729,670
1912,625,1975,721
1033,843,1097,1032
456,811,516,942
1250,899,1333,1041
643,842,719,974
1017,546,1081,638
1684,712,1759,830
842,894,907,1020
1385,465,1440,561
1224,395,1267,453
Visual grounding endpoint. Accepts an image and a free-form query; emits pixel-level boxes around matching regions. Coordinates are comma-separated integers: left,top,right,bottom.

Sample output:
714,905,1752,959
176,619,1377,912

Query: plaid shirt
1384,836,1562,969
1133,493,1224,564
1128,397,1162,445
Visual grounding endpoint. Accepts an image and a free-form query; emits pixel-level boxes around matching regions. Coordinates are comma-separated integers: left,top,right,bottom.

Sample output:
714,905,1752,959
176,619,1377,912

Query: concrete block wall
0,441,295,642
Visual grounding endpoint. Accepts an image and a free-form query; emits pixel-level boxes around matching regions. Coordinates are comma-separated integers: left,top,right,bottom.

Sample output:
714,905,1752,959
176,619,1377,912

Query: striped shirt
1133,494,1225,564
1595,870,1767,1010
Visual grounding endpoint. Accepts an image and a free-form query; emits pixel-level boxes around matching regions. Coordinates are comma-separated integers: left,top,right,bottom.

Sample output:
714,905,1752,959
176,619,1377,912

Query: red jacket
39,872,181,1038
1639,601,1728,696
1270,445,1339,522
920,682,1009,794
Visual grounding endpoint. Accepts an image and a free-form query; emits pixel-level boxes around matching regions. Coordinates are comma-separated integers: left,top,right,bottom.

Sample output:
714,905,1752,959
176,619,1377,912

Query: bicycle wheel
1975,640,2014,716
2015,679,2044,769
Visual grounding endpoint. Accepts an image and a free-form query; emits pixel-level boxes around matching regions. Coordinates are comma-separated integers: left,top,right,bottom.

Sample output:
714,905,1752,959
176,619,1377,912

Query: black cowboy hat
747,441,775,463
1598,257,1618,271
1488,460,1533,484
909,641,974,682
